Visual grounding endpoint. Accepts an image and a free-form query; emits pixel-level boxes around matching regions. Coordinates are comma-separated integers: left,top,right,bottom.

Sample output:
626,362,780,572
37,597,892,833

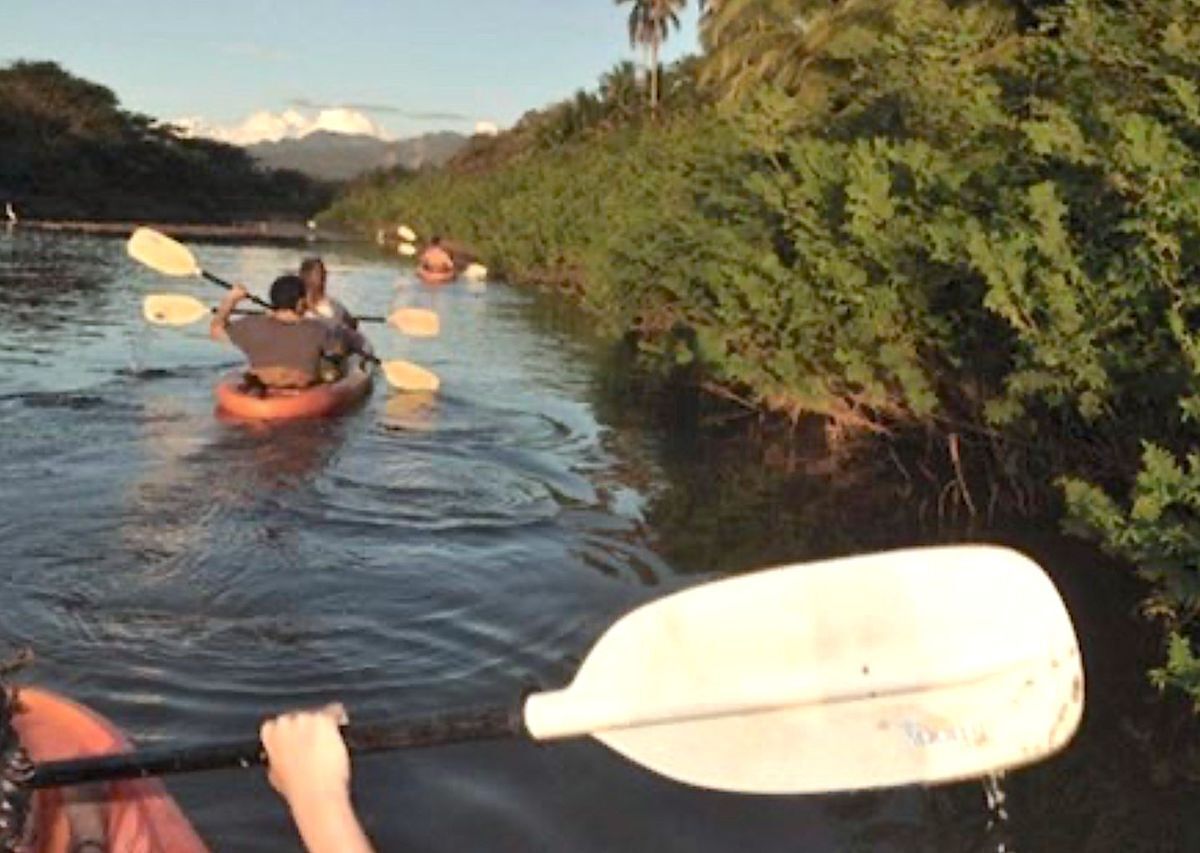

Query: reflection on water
382,390,440,433
0,229,1197,851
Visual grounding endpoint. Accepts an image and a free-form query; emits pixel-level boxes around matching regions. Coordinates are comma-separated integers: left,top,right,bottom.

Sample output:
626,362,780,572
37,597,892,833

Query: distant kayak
15,688,207,853
215,357,374,421
417,267,457,285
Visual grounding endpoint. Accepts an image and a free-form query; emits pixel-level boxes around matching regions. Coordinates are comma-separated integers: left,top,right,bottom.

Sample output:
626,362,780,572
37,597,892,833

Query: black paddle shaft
201,270,272,310
202,272,387,323
29,705,524,789
221,308,390,324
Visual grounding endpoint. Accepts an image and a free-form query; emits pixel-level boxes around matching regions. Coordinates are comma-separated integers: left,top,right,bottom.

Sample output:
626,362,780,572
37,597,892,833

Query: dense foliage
0,61,331,221
325,0,1200,703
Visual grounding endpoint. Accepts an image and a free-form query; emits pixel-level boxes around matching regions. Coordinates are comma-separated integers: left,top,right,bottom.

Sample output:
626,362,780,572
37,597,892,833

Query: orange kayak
417,267,456,285
15,688,207,853
215,358,374,421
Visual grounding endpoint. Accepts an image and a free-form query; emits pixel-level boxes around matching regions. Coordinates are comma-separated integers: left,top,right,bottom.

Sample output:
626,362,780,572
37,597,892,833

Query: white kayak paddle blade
128,228,202,277
381,360,440,393
397,225,417,242
143,294,210,326
388,308,440,338
524,545,1083,794
398,242,417,257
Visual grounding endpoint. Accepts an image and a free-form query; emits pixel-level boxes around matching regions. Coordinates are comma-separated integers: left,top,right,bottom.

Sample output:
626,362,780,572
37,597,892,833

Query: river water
1,229,1197,851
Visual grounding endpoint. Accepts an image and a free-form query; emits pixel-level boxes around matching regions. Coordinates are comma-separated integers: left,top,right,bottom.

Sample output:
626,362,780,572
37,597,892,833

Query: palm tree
698,0,1021,102
698,0,899,102
615,0,688,109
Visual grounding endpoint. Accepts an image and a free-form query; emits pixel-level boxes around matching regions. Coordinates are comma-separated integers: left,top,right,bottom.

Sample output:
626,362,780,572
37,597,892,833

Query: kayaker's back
226,314,335,386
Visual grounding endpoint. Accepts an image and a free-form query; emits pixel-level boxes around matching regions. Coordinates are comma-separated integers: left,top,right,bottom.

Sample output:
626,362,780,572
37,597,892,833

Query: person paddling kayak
300,258,358,330
299,258,374,368
0,685,369,853
418,236,455,277
210,275,369,390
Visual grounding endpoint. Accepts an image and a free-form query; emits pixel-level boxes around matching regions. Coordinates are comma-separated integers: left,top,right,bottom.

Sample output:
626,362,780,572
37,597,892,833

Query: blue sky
6,0,702,141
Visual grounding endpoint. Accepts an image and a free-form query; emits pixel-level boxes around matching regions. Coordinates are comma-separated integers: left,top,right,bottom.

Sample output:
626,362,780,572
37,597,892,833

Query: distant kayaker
210,275,369,389
419,236,455,275
262,704,375,853
300,257,358,330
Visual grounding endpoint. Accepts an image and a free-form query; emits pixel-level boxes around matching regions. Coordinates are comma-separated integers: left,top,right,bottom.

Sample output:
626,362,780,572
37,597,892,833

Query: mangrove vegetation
324,0,1200,710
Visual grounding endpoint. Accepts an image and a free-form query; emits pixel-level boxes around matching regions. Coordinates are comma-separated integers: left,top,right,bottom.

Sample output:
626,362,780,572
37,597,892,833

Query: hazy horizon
7,0,701,144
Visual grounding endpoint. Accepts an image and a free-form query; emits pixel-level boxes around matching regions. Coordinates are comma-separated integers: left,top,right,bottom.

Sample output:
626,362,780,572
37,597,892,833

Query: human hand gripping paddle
28,545,1083,794
128,228,441,393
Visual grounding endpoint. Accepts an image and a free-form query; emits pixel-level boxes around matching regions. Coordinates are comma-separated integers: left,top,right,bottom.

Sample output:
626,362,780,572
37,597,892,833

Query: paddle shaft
201,273,389,324
220,307,392,324
30,705,523,789
201,270,271,311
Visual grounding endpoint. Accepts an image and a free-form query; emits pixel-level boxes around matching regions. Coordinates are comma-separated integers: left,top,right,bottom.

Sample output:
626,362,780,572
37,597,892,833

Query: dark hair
299,257,325,276
270,275,306,310
430,235,442,246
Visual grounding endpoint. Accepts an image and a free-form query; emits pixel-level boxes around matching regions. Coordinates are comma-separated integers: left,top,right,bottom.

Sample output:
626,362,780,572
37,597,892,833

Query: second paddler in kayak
300,257,361,334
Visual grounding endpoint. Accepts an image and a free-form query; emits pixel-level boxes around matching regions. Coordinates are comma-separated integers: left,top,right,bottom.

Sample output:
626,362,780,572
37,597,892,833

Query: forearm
209,292,241,340
289,791,373,853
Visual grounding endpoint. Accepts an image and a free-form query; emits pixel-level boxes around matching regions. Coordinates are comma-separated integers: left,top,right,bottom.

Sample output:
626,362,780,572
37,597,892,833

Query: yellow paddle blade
143,293,210,326
398,242,417,257
397,225,417,242
388,308,440,338
381,360,440,393
128,228,201,277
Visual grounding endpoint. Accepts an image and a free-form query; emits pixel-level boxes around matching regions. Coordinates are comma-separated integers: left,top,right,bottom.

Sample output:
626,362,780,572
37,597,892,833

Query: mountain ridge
246,130,467,181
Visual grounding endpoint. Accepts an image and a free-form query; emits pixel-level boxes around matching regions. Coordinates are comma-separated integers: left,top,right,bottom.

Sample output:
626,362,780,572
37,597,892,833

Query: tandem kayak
215,357,374,421
417,267,457,285
15,688,207,853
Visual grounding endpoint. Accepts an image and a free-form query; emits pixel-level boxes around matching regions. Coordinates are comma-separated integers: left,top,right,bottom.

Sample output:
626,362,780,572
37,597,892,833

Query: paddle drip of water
983,772,1013,852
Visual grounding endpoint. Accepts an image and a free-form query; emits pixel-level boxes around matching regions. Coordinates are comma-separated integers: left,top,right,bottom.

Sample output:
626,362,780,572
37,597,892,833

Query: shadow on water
2,231,1200,850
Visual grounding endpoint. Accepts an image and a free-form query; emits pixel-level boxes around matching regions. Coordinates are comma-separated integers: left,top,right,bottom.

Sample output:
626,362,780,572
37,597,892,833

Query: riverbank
324,1,1200,712
13,219,358,245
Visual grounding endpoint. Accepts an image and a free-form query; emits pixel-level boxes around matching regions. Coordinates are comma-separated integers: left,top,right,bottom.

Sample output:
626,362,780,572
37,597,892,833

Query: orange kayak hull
16,688,207,853
215,360,374,421
417,268,457,285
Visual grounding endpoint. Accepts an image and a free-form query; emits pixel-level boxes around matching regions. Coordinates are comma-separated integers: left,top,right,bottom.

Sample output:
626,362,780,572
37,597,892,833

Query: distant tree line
0,61,332,221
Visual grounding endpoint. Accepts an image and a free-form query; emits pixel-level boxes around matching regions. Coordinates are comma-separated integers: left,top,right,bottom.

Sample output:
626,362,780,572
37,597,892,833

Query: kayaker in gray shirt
210,275,367,389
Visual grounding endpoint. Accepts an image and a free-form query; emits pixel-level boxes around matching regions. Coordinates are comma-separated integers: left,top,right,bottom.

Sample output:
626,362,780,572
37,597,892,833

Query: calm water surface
0,230,1195,851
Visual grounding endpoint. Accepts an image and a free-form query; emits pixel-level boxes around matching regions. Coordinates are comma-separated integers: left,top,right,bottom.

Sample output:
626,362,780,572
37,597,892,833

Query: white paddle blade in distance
523,545,1083,795
143,294,211,326
398,242,417,257
388,309,440,338
127,228,201,277
381,360,440,393
464,263,488,282
397,225,417,242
